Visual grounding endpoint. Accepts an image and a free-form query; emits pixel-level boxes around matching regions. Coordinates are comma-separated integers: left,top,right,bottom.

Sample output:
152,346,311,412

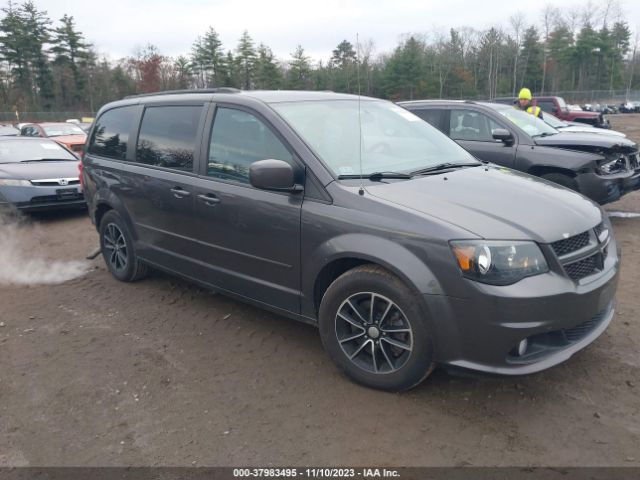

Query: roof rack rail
463,100,476,104
125,87,241,99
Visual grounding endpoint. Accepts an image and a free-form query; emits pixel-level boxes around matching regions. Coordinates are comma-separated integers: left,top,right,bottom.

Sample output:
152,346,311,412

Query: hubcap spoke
371,341,378,373
349,339,371,360
379,341,395,370
346,299,367,324
380,327,412,333
339,331,366,344
378,300,393,326
369,293,375,323
337,312,366,331
381,336,412,352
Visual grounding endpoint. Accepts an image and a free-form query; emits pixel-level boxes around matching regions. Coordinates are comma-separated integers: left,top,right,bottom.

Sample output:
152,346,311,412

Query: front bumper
0,184,86,212
424,236,620,375
575,171,638,205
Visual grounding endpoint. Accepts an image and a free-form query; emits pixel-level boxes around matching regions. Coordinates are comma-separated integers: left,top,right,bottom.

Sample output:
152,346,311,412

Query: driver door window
208,107,293,184
449,110,503,142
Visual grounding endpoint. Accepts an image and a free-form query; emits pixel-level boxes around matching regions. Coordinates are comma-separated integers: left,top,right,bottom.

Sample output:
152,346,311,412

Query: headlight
450,240,548,285
598,155,628,175
0,179,31,186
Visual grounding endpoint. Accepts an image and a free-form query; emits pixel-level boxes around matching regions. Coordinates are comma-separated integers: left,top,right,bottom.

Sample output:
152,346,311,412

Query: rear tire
99,210,148,282
541,172,579,192
318,265,435,391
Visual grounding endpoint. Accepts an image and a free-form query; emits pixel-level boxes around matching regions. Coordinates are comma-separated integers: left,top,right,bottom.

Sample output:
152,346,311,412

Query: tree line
1,0,639,113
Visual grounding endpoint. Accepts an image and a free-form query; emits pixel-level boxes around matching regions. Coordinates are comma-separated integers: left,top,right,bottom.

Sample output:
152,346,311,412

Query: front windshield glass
271,100,478,176
542,112,568,128
42,124,86,137
0,140,77,163
556,97,568,109
497,108,559,137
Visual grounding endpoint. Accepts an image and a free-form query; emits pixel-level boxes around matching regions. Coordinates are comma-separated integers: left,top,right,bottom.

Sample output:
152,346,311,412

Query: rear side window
207,107,293,184
89,106,136,160
412,109,444,132
136,105,203,172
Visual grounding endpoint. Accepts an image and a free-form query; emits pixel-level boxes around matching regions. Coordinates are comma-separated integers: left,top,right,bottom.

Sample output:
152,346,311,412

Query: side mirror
551,107,558,114
249,159,302,192
492,128,513,144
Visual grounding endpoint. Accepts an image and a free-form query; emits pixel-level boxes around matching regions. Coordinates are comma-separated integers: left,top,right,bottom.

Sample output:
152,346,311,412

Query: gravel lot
1,115,639,467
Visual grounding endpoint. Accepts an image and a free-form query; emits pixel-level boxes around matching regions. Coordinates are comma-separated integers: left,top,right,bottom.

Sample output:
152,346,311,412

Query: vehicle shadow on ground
141,267,554,398
26,207,88,224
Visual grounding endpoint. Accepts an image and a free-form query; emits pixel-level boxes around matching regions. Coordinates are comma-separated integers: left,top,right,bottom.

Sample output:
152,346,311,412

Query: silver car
0,137,85,211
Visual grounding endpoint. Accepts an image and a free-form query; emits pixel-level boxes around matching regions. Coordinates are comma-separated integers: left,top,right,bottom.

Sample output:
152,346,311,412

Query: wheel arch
305,234,444,318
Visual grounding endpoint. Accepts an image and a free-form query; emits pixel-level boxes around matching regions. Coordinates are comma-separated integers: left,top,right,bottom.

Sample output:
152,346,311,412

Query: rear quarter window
88,106,137,160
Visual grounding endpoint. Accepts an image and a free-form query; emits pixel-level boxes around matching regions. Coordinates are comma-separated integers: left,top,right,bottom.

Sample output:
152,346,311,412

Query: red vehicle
494,96,610,129
19,122,87,156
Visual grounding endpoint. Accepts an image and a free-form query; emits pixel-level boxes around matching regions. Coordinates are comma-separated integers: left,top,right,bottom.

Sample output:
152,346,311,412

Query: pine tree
0,0,30,106
287,45,311,89
51,14,91,106
191,27,225,87
330,40,357,92
254,44,282,89
236,30,256,89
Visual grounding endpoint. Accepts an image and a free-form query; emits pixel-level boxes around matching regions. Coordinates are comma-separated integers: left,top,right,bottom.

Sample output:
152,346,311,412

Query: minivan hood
365,165,601,243
534,131,636,152
0,161,80,180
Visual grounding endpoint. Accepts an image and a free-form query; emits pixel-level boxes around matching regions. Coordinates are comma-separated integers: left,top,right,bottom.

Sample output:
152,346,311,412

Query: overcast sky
36,0,640,62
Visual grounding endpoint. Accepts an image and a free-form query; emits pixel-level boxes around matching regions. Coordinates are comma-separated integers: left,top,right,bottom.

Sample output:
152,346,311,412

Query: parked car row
77,89,621,391
493,96,610,128
619,102,640,113
0,120,89,211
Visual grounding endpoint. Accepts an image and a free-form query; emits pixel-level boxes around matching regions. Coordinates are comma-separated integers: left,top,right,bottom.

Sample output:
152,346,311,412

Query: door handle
170,187,191,198
197,193,221,206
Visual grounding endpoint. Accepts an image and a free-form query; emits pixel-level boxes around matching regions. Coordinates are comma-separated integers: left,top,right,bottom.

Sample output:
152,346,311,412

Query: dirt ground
1,115,639,468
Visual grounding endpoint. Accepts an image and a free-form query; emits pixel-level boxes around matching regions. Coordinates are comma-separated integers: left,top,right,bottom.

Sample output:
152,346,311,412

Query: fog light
517,339,528,356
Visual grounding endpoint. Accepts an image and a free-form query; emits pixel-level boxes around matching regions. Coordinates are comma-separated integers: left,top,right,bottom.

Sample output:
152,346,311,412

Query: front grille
551,231,590,257
564,254,600,280
31,179,80,186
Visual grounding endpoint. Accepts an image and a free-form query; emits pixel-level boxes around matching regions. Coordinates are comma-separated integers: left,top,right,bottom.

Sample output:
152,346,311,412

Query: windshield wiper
338,171,413,181
532,132,557,138
411,162,481,175
20,158,76,163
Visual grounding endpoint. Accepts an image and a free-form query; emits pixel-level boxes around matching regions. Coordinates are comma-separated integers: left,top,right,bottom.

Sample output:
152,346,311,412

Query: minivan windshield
271,100,479,177
496,108,559,138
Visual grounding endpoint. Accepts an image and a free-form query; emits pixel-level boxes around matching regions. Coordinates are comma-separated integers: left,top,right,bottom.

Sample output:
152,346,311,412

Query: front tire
318,265,435,391
99,210,148,282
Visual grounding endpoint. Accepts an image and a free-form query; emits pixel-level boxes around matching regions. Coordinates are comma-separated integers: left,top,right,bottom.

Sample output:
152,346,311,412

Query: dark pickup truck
494,96,610,129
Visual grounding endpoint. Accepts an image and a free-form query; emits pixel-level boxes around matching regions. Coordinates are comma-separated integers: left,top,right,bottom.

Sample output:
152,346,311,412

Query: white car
543,112,626,137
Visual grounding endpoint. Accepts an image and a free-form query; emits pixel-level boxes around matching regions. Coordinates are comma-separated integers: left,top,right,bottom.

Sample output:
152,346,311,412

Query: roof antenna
356,33,364,196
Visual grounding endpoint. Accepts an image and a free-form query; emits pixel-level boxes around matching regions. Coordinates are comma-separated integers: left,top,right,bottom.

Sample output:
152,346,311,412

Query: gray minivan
82,89,619,391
